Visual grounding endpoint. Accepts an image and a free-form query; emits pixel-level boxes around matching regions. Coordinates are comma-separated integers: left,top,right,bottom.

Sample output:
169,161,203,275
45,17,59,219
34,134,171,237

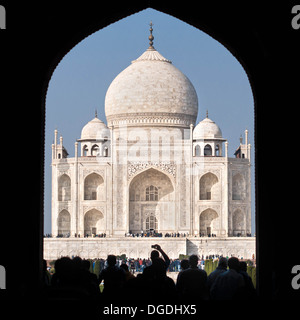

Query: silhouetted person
50,256,74,288
81,259,101,298
176,254,208,301
239,261,257,299
148,244,170,269
207,257,228,291
142,244,170,283
127,245,175,303
210,257,245,300
49,256,92,299
180,259,189,271
120,263,135,282
42,259,51,288
141,257,177,303
176,259,189,288
98,255,125,302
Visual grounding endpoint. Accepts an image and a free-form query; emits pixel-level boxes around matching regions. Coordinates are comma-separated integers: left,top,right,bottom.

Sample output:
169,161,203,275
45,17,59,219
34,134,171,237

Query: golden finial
206,110,208,118
148,21,154,49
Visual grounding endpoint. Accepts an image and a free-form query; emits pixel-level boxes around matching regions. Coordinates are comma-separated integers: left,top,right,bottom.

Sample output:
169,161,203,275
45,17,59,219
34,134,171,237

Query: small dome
80,117,109,140
193,117,222,140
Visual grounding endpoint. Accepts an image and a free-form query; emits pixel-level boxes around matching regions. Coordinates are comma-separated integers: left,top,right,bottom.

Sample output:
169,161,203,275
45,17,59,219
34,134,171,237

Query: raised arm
152,244,170,269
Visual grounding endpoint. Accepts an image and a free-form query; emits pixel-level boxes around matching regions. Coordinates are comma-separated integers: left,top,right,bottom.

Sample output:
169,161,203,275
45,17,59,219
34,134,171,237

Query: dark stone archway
2,1,299,300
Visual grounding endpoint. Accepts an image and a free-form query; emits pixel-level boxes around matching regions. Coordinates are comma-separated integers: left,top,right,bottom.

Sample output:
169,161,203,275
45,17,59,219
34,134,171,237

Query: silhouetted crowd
41,244,256,301
107,257,184,273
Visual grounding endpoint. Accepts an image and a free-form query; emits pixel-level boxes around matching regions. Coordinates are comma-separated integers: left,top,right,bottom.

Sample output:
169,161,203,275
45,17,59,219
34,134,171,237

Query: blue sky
44,8,255,234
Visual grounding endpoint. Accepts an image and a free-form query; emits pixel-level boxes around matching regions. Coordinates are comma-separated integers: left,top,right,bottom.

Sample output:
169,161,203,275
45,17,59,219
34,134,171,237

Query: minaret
225,141,228,158
234,129,250,160
52,129,68,159
54,129,58,159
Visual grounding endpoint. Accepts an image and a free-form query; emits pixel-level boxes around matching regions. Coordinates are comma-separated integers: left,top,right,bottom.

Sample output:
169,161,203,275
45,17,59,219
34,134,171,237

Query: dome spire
132,21,171,63
148,21,154,49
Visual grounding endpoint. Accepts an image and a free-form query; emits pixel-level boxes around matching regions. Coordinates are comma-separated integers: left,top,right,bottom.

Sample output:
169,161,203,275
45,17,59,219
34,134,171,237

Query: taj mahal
44,25,255,260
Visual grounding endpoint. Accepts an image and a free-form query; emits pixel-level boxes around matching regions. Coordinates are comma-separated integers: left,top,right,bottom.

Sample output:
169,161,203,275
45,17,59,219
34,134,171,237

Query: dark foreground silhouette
41,246,257,302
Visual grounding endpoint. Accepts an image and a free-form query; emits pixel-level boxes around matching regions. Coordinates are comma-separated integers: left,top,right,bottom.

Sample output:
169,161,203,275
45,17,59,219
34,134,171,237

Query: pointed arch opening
204,144,212,156
91,144,100,156
199,172,218,200
215,144,221,156
57,209,71,237
84,173,104,200
129,168,174,233
199,208,218,236
84,209,104,236
82,145,88,156
232,209,245,236
40,4,260,296
195,144,201,156
58,174,71,201
232,173,246,200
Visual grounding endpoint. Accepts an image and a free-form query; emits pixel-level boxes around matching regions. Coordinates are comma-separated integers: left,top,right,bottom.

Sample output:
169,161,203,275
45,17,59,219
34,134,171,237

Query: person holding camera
142,244,170,280
150,244,170,269
141,244,176,302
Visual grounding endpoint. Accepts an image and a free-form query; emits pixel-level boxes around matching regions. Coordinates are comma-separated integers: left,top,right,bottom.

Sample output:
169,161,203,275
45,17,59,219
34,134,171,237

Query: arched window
195,145,200,156
103,146,108,157
215,144,220,156
232,209,245,236
232,173,245,200
84,173,104,200
57,210,71,237
146,185,158,201
83,145,88,156
91,144,99,156
204,144,212,156
146,215,158,232
84,209,103,236
199,172,218,200
128,168,174,233
58,174,71,201
199,209,218,236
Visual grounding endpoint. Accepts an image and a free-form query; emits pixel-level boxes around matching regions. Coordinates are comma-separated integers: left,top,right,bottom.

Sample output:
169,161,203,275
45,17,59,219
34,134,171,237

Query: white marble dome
193,117,223,140
80,117,109,140
104,47,198,128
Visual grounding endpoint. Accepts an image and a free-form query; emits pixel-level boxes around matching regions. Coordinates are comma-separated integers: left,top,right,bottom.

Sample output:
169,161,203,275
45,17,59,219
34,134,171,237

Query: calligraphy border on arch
127,161,176,180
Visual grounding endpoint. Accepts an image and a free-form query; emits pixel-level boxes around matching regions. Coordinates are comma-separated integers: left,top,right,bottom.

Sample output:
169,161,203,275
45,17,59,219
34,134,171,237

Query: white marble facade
44,237,255,260
48,42,252,259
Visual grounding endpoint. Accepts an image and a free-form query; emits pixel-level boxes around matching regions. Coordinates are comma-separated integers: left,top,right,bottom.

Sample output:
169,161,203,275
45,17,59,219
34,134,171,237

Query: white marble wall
44,237,255,260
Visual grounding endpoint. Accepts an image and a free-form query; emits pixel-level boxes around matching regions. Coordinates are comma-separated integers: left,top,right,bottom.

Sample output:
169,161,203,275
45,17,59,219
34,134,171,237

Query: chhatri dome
105,23,198,128
80,112,109,140
193,112,223,140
